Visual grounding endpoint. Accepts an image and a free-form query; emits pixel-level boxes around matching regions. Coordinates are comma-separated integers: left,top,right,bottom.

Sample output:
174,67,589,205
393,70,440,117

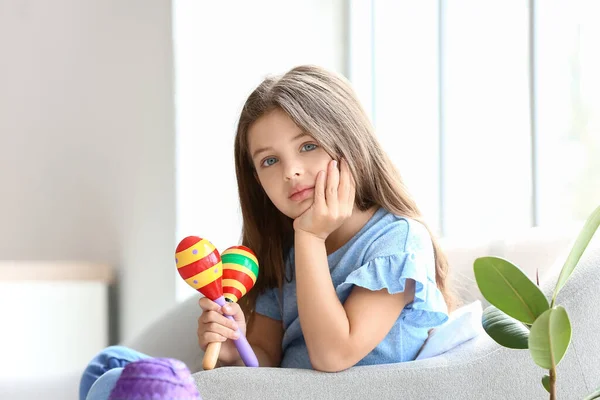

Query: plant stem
550,367,557,400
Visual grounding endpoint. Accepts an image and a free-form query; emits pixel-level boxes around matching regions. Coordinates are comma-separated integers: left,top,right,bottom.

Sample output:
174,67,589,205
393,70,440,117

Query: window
535,0,600,226
350,0,600,238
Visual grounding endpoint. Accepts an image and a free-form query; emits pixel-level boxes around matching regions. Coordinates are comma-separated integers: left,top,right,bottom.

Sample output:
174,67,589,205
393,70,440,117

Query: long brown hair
234,65,457,329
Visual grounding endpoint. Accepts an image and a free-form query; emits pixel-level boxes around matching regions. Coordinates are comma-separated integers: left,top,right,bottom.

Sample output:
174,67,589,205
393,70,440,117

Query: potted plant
473,205,600,400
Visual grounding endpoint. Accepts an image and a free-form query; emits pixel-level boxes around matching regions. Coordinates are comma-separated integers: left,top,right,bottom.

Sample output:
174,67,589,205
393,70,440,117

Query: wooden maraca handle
202,341,222,370
202,295,230,370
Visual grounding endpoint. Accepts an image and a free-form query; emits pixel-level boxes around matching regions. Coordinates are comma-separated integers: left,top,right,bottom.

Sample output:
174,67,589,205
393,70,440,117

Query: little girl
79,65,456,399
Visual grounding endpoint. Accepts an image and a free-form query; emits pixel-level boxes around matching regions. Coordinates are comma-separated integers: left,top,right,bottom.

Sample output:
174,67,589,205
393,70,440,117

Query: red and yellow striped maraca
175,236,223,300
175,236,259,369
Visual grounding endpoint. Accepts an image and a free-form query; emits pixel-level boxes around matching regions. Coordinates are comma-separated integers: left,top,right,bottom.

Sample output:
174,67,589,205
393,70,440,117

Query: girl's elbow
309,350,355,373
312,362,349,373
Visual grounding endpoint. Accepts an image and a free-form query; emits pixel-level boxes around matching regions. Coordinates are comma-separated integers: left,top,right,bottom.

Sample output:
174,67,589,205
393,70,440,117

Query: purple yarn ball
108,358,201,400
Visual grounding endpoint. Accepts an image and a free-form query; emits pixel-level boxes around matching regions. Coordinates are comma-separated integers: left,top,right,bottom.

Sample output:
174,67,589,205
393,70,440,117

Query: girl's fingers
338,158,349,205
201,310,239,331
199,297,221,313
198,331,228,349
325,159,339,210
204,322,241,340
338,158,354,212
197,311,240,342
222,302,245,324
222,302,239,315
314,169,327,211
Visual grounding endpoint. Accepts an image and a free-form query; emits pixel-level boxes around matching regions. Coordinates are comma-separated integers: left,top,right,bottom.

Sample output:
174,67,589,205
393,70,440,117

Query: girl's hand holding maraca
197,298,247,366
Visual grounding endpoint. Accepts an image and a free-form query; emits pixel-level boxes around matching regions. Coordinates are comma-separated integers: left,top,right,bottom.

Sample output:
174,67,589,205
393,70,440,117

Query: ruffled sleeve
254,287,282,321
336,251,449,328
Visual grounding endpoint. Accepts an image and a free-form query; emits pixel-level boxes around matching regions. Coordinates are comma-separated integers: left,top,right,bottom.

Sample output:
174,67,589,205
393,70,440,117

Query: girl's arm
295,232,415,372
293,159,415,372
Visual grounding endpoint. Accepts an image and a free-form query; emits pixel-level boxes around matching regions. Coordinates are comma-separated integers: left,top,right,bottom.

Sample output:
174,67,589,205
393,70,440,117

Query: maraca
201,245,260,369
175,236,259,369
221,245,259,303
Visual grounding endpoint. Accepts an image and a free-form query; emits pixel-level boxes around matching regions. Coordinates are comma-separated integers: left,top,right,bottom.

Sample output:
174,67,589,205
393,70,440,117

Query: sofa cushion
415,300,484,360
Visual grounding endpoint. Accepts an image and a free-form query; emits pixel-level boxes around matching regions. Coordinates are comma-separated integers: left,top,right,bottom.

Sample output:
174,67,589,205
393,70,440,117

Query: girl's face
248,108,333,219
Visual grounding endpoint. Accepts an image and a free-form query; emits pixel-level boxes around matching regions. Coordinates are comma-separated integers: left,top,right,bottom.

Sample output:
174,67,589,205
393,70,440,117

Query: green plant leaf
482,306,529,349
474,257,549,324
529,306,572,369
552,205,600,304
541,374,550,393
583,387,600,400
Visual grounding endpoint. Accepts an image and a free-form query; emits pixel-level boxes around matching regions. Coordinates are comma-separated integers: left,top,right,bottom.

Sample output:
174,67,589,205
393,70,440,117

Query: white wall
173,0,348,299
0,0,348,347
0,0,176,343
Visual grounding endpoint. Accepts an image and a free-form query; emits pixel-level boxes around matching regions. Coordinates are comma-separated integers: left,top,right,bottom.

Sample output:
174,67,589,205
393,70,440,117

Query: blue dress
255,207,449,368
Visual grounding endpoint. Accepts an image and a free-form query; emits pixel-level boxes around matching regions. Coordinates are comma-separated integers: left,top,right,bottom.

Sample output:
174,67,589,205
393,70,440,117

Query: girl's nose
284,161,303,181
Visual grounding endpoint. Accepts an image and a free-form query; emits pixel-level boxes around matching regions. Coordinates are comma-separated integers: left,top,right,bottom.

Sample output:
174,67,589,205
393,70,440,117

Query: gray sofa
127,228,600,399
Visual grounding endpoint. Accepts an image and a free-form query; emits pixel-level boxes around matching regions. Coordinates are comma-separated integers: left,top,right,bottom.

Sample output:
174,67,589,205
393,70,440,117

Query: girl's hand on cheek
293,158,356,240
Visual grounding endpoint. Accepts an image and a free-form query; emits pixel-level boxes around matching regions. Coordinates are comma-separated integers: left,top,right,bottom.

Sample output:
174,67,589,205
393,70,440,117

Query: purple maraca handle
214,296,259,367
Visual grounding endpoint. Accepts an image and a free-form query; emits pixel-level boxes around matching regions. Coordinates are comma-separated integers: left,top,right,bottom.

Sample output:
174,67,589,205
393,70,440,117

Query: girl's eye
301,143,318,152
261,157,278,167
